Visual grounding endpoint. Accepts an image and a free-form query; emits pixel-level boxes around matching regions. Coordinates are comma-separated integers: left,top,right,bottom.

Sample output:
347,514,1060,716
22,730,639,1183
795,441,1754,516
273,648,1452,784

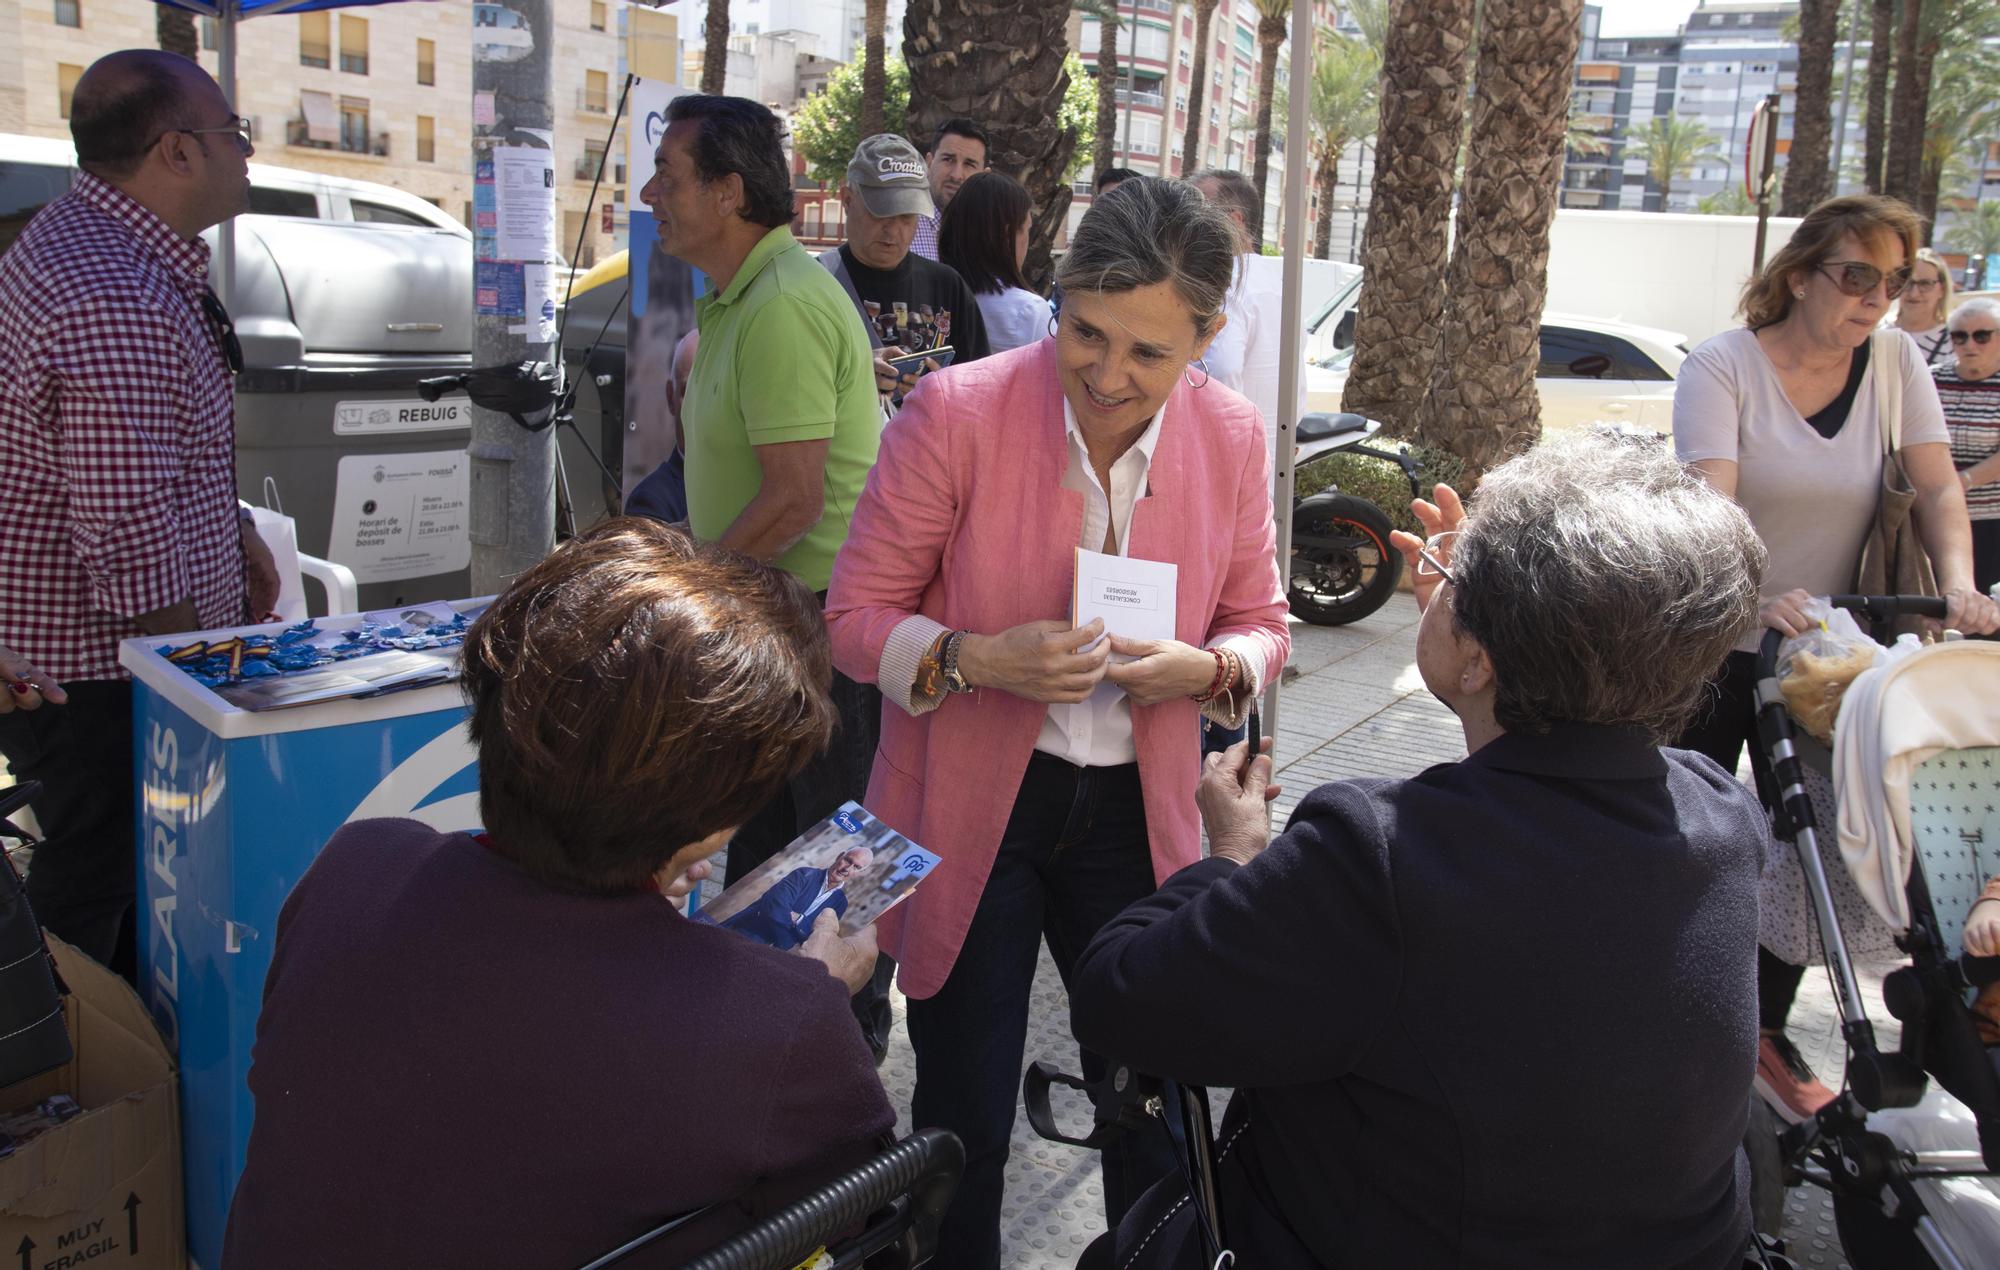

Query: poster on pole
624,77,702,503
493,144,558,262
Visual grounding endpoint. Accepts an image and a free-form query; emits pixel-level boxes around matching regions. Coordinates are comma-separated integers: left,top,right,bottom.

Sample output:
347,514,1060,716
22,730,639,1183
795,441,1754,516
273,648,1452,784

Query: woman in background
1894,246,1955,367
938,171,1049,356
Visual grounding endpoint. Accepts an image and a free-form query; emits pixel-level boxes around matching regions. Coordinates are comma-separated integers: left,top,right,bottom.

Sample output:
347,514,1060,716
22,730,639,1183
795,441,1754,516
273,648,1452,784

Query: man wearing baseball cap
823,133,989,414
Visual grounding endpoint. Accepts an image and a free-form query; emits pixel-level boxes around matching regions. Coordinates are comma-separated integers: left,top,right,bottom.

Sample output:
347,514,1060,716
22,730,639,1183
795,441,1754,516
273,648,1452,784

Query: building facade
1,0,632,267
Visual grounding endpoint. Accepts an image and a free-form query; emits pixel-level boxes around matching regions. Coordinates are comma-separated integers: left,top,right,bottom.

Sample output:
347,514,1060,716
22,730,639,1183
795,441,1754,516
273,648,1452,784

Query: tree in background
702,0,731,94
1076,0,1122,181
1885,0,1933,205
1247,0,1292,249
1781,0,1840,215
860,0,890,136
1864,0,1893,192
157,6,198,60
794,59,913,183
1276,30,1382,260
1698,187,1758,215
1181,0,1221,175
1339,0,1475,434
1622,113,1723,210
1412,0,1583,476
903,0,1093,288
1944,201,2000,272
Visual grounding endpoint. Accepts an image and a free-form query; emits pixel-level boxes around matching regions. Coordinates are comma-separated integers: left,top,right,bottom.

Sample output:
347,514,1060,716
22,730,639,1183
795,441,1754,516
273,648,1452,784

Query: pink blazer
825,337,1290,999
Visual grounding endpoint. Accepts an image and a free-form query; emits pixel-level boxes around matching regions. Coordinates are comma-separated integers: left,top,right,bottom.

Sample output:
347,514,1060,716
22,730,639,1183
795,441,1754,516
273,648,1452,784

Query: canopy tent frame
1264,0,1310,745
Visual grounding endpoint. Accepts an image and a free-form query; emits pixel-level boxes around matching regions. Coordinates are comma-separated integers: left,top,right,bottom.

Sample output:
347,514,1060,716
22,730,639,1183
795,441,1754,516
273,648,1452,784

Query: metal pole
1753,91,1780,272
469,0,559,593
1265,0,1310,741
1832,0,1861,192
214,0,237,308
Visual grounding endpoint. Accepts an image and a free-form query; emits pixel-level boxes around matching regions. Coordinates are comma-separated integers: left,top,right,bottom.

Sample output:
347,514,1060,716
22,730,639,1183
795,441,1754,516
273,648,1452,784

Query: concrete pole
1264,0,1310,742
469,0,558,594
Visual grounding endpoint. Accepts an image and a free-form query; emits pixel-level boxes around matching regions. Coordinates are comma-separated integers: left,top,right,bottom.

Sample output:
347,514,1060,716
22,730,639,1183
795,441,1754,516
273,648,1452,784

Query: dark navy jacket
1071,723,1766,1270
721,865,850,951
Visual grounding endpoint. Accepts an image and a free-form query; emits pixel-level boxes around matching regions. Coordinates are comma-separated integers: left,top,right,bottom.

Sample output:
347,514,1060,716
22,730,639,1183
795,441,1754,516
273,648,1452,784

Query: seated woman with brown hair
223,520,893,1267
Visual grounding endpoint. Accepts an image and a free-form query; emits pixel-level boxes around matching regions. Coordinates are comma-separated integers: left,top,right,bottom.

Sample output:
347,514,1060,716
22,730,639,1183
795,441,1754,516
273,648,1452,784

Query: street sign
1745,97,1775,202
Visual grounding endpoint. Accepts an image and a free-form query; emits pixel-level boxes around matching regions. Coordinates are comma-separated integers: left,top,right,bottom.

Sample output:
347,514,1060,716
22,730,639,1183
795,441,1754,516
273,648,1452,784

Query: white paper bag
248,504,306,622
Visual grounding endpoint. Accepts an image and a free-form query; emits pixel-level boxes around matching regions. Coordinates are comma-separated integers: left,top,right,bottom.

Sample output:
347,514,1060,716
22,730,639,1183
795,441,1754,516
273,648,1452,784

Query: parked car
1302,276,1688,434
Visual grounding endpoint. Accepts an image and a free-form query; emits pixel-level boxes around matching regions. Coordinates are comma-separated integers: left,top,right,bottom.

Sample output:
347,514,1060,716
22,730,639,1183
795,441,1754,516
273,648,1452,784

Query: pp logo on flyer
834,810,863,834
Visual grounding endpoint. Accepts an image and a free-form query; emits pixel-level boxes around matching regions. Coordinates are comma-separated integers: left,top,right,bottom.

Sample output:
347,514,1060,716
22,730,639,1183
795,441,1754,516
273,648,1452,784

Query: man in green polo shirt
641,95,892,1051
645,94,880,591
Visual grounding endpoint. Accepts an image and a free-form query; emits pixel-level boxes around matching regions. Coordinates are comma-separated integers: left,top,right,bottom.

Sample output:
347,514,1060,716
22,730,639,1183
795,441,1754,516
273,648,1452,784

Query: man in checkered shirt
0,50,278,981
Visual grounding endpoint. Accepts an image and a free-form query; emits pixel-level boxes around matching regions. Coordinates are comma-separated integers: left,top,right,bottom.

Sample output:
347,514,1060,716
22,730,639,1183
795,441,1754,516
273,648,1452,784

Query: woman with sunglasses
1672,194,2000,1130
1892,247,1956,367
1933,297,2000,594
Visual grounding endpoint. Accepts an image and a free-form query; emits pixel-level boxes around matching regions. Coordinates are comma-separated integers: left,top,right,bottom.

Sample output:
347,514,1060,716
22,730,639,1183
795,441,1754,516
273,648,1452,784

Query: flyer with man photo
695,803,941,952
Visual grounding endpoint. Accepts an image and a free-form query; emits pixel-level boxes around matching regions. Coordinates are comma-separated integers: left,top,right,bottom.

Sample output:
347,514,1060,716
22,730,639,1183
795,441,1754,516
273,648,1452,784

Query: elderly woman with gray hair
1934,295,2000,592
826,177,1290,1268
1070,434,1771,1269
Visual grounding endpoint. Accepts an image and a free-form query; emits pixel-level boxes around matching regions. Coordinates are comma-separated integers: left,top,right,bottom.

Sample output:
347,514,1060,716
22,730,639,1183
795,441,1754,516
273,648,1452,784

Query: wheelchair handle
1023,1061,1127,1151
0,781,41,827
1963,954,2000,989
675,1128,965,1270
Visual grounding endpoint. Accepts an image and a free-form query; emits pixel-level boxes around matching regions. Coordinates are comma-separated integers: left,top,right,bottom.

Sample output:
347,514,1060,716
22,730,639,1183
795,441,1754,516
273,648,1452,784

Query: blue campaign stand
120,610,484,1270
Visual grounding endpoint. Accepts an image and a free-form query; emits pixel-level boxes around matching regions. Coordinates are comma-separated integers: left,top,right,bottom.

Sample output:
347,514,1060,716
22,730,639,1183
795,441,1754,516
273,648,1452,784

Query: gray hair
1055,178,1237,340
1449,433,1766,743
1189,167,1258,249
1949,297,2000,330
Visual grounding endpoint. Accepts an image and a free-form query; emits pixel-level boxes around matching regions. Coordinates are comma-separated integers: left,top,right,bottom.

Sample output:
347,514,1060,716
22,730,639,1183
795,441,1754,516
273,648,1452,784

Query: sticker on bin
328,450,471,583
332,398,468,436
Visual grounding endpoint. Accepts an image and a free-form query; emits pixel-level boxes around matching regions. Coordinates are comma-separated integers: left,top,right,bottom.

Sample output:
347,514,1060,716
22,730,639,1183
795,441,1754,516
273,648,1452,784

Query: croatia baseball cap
847,134,936,218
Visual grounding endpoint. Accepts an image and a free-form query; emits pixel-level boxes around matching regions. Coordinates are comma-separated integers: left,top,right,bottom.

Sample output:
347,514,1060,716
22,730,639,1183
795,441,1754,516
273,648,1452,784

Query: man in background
910,117,988,261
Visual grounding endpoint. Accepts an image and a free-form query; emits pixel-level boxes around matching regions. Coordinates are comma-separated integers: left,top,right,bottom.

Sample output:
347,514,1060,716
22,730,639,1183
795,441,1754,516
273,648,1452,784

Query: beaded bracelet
1192,648,1230,704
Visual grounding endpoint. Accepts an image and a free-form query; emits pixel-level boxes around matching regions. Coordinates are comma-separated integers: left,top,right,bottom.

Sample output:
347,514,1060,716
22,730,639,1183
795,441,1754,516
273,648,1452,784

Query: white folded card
1073,547,1178,658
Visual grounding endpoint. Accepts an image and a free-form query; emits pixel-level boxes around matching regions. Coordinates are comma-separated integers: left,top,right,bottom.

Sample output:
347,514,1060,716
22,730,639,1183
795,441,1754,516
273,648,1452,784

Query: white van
0,130,467,253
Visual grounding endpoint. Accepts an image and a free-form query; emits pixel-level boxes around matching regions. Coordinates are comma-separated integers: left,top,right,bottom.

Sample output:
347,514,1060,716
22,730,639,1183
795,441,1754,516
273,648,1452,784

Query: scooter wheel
1287,492,1402,626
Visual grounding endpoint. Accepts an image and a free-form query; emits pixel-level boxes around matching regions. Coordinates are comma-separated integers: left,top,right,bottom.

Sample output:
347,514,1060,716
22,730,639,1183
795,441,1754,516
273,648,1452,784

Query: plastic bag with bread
1776,600,1881,744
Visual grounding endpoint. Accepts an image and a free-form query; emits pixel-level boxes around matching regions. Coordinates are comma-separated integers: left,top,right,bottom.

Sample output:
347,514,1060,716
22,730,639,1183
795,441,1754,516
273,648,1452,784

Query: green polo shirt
682,226,881,591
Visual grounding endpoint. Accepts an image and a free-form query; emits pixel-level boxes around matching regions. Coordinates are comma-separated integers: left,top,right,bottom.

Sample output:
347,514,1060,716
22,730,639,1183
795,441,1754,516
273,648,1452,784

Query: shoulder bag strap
1872,329,1903,458
817,247,883,351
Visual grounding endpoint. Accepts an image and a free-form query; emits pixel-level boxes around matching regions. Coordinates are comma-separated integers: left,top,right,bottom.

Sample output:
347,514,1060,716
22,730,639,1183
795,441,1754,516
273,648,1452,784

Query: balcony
286,118,389,156
1130,0,1172,13
576,87,610,116
1115,87,1166,110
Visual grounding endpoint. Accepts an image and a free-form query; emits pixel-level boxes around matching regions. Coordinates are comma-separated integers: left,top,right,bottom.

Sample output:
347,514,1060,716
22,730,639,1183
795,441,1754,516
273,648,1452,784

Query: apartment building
1,0,631,266
1564,10,1686,211
1072,0,1338,242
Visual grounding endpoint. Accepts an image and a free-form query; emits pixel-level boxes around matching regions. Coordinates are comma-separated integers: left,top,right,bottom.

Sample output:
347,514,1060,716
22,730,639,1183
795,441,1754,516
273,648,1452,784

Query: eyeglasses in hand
1415,531,1458,587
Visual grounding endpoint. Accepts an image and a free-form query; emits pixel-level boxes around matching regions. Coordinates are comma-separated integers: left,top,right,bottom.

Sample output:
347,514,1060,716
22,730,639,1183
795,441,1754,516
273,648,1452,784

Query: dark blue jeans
906,752,1179,1270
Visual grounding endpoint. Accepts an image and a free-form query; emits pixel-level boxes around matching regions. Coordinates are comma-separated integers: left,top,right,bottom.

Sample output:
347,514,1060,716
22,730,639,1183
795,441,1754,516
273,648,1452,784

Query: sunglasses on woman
1812,260,1911,299
1951,329,1997,347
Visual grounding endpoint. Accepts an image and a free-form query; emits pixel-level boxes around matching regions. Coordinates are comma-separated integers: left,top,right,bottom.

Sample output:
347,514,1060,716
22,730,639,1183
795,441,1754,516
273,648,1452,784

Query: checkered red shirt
0,173,246,682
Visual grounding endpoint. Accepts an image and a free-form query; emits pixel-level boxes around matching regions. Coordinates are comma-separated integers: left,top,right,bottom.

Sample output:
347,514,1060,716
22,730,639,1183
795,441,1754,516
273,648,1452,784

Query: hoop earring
1185,357,1210,389
1048,314,1059,340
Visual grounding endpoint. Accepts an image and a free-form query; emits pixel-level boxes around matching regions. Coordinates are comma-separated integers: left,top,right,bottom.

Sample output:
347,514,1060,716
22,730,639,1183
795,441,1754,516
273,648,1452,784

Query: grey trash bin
218,214,473,613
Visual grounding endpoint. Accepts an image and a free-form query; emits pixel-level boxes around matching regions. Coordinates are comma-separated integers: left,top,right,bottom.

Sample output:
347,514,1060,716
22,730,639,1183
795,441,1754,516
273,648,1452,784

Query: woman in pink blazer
825,178,1290,1270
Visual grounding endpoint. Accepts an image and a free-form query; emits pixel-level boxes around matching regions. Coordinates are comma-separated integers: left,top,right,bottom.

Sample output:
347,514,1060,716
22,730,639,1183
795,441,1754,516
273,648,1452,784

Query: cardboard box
0,939,183,1269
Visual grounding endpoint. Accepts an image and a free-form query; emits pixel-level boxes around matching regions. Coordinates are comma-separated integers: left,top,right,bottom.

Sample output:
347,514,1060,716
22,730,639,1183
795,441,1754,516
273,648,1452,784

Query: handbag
1852,330,1937,631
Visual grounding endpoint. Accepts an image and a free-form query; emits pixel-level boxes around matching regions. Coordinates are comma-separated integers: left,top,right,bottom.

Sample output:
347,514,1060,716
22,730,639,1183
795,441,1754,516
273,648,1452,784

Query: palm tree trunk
1096,7,1120,179
1781,0,1838,215
1918,151,1942,241
860,0,888,137
1885,0,1923,202
1249,12,1287,250
1312,153,1338,259
157,6,198,60
1340,0,1475,433
702,0,731,95
906,0,1076,289
1894,8,1940,224
1412,0,1583,476
1863,0,1892,193
1181,0,1220,175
